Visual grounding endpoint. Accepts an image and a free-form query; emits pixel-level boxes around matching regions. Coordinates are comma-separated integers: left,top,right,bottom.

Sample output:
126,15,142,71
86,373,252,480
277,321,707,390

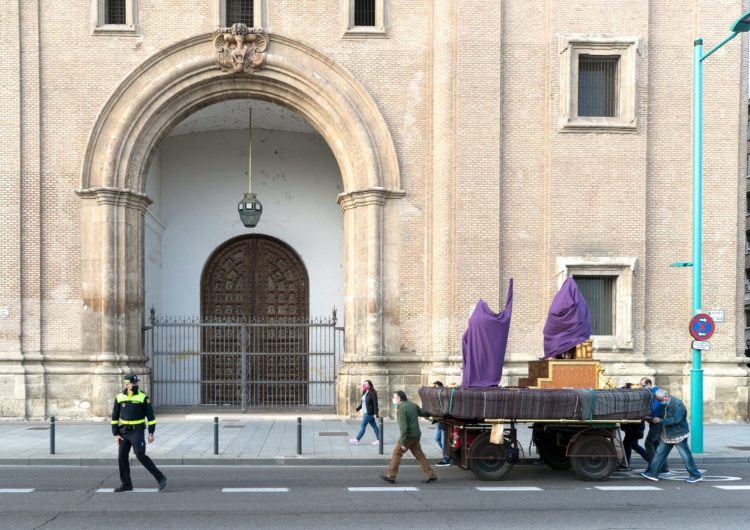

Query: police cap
123,374,140,384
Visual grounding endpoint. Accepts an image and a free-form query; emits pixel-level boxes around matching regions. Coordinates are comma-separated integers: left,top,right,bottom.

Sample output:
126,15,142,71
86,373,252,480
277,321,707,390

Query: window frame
558,35,641,133
343,0,388,39
556,257,636,351
93,0,138,36
217,0,265,29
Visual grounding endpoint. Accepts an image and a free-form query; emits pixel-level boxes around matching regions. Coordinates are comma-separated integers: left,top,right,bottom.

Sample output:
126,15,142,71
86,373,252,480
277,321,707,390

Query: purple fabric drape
460,279,513,387
542,278,592,359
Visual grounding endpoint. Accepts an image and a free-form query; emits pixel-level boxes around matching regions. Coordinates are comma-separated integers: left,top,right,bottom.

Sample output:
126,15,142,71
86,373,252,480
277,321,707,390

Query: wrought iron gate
145,310,343,412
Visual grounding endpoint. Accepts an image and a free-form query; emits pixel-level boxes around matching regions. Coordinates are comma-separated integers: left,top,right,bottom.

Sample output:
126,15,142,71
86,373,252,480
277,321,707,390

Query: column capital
337,187,405,211
76,187,152,213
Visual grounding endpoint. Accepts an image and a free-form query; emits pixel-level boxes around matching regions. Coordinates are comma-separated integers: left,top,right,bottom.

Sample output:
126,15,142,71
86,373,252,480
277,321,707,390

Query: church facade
1,1,748,421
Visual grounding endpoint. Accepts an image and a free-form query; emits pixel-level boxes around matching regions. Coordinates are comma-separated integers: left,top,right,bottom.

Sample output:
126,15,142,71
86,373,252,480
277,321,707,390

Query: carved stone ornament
214,24,269,74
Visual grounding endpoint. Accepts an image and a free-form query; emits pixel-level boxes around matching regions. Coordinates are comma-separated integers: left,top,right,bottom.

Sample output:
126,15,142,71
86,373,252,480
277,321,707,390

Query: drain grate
223,425,244,429
727,446,750,451
26,427,49,431
318,432,349,437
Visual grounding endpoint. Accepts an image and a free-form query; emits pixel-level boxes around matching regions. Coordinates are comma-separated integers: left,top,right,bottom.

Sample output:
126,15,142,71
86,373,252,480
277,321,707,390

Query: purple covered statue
460,279,513,387
543,278,592,359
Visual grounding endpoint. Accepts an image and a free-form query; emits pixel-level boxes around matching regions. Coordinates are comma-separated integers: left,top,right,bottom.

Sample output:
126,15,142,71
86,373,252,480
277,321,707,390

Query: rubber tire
569,435,617,481
536,434,571,471
467,432,514,481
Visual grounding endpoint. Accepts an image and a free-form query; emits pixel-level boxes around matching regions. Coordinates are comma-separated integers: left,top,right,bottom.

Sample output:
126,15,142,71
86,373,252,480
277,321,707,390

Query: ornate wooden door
200,235,309,406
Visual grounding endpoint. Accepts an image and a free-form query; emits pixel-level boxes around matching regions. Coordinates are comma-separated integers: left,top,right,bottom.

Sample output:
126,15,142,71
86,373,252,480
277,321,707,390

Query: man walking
380,390,438,484
111,374,167,492
639,377,669,474
640,388,702,483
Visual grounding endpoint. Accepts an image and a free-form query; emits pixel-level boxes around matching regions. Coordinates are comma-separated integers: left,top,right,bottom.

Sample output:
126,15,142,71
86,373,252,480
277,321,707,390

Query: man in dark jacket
111,374,167,492
380,390,437,484
640,389,702,483
639,377,669,474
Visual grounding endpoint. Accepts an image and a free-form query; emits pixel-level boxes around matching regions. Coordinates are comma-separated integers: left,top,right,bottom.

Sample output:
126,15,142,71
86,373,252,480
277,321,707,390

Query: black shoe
615,465,631,471
379,473,395,484
421,477,438,483
435,459,451,467
158,477,167,491
114,484,133,493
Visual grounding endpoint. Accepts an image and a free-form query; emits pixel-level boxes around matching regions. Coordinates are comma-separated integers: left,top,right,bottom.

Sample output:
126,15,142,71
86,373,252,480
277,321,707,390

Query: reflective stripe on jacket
111,390,157,435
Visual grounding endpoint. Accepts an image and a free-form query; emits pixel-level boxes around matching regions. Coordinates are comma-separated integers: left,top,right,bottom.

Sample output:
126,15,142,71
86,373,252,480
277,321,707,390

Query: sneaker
616,465,631,472
435,459,451,467
685,476,703,483
349,438,359,445
640,472,658,482
372,440,379,445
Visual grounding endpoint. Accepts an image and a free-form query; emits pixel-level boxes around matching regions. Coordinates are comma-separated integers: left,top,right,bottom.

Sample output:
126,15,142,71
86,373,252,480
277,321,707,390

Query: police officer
111,374,167,492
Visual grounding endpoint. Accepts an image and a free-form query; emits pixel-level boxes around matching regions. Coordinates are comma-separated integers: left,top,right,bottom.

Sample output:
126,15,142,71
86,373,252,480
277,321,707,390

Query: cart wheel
536,433,571,471
568,435,617,481
467,432,514,481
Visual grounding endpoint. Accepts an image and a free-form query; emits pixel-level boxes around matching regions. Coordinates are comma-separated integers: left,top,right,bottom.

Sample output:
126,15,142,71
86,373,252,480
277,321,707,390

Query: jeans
434,421,444,451
355,412,380,441
646,437,701,478
644,424,669,472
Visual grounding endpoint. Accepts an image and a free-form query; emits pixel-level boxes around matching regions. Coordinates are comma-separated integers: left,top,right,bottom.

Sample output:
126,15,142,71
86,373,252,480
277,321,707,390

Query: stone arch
78,33,403,415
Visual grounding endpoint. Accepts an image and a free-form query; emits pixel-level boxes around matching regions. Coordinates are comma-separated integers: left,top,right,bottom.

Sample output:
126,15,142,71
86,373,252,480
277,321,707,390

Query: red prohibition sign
689,313,715,341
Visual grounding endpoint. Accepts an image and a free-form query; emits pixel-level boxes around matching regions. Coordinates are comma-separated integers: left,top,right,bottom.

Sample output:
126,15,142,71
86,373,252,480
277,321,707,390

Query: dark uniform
111,374,166,492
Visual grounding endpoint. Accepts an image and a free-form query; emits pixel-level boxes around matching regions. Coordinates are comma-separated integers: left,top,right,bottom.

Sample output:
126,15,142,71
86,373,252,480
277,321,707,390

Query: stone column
77,187,151,417
336,188,403,414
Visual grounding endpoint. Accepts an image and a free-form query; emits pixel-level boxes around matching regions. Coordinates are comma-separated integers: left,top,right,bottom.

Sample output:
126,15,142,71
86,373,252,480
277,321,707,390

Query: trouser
623,433,649,465
644,423,669,472
386,438,436,480
118,428,165,486
646,437,701,479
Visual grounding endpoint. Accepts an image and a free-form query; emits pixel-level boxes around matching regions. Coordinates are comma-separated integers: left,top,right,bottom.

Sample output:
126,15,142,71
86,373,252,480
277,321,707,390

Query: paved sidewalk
1,415,749,466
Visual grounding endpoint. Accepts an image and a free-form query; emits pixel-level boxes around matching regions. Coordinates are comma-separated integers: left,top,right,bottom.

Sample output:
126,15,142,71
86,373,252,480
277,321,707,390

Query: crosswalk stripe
222,488,289,493
714,485,750,490
595,486,662,491
0,489,34,493
476,487,542,491
96,488,158,493
348,487,419,492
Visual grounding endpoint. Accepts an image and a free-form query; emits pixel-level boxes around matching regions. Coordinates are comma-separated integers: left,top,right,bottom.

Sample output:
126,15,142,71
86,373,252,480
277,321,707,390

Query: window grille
105,0,127,25
573,276,616,335
354,0,376,26
226,0,254,26
578,55,619,117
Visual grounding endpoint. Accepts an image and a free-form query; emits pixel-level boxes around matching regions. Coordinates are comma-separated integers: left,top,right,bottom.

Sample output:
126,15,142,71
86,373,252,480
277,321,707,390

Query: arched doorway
200,235,309,406
78,32,404,416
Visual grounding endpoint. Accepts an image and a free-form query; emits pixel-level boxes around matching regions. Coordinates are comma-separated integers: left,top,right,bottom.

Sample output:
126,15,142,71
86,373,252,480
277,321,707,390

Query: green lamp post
684,10,750,453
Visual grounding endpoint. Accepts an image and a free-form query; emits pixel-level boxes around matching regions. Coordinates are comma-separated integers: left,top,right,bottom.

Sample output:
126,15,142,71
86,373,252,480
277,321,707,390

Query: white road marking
475,487,543,491
222,488,289,493
594,486,662,491
0,489,34,493
348,487,419,492
714,485,750,490
96,488,158,493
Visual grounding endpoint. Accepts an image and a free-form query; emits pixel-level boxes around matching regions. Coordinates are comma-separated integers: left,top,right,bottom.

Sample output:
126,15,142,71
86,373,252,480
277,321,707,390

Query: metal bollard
214,416,219,455
379,417,384,455
50,416,55,455
297,417,302,455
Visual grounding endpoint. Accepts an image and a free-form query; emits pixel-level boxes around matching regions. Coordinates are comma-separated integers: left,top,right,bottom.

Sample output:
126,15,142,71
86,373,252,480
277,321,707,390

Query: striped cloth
417,387,652,421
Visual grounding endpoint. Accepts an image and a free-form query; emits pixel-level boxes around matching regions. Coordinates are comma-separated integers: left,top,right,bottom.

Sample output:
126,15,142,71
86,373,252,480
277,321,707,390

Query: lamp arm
700,32,738,61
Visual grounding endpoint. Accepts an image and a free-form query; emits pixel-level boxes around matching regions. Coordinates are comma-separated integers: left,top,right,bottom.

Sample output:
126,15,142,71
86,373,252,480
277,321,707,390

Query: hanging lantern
238,107,262,227
238,192,263,227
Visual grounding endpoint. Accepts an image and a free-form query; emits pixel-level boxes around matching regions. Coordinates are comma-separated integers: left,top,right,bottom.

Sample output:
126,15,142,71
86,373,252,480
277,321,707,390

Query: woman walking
351,380,380,445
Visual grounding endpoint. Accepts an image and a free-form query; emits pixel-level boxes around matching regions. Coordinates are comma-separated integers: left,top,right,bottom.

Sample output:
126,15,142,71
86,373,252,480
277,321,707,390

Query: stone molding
76,186,152,213
337,187,405,211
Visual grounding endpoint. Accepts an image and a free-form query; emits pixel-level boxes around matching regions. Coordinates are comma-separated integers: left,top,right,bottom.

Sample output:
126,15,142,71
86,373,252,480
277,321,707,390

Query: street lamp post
687,10,750,453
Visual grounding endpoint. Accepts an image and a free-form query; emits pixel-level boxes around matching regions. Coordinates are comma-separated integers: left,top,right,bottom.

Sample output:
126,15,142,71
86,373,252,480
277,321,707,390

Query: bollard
297,417,302,455
214,416,219,455
50,416,55,455
379,417,384,455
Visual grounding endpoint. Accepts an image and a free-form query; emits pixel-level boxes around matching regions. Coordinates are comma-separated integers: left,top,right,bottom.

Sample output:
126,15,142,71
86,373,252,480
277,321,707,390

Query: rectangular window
746,152,750,176
225,0,253,26
106,0,127,25
354,0,376,26
746,231,750,253
578,56,619,117
573,275,616,335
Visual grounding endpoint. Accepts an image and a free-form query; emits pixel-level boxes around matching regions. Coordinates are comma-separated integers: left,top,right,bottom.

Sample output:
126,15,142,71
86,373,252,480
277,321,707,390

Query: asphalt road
1,463,749,529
